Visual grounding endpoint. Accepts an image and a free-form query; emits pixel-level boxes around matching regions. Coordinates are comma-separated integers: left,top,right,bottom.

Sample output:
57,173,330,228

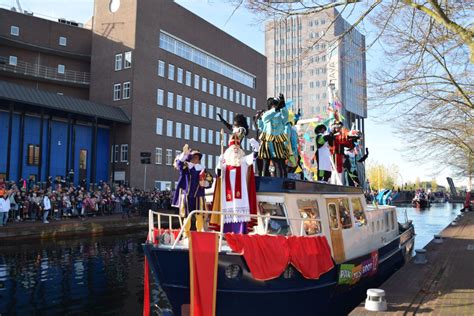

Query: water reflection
397,202,462,250
0,233,151,315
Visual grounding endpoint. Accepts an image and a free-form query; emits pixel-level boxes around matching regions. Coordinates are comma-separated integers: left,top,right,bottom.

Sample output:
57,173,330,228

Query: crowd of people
0,180,174,227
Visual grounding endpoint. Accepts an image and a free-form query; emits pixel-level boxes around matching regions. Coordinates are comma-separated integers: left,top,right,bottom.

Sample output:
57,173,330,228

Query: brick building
0,0,266,189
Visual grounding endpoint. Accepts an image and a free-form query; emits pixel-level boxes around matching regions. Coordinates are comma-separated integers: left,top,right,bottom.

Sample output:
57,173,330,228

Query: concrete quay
350,211,474,315
0,214,148,242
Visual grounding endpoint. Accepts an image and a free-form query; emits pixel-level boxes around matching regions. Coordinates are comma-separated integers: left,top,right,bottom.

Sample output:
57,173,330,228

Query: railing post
148,209,154,243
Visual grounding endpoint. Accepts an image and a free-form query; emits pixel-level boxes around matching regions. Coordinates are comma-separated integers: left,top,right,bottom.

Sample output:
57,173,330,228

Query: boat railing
148,209,322,252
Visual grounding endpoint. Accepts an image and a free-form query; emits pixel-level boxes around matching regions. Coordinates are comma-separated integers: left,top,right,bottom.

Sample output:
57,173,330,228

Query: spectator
0,190,11,226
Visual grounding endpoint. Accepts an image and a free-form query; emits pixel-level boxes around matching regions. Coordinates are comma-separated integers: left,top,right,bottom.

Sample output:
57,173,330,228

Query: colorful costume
172,149,208,235
258,95,289,177
331,122,355,184
217,136,258,234
314,124,334,182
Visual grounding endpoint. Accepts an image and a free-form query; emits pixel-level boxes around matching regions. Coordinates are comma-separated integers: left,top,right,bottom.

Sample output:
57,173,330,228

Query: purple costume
172,152,206,217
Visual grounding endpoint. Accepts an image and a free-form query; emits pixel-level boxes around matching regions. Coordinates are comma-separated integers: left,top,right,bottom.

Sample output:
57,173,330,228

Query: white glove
249,138,260,153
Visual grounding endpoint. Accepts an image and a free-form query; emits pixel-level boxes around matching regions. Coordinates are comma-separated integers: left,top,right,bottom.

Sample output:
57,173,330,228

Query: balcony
0,57,90,86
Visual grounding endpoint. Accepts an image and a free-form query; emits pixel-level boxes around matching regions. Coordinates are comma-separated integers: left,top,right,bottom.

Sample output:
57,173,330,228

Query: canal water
0,203,463,315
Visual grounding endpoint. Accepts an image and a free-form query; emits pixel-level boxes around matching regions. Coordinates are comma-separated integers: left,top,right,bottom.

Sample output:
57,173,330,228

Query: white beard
223,145,246,167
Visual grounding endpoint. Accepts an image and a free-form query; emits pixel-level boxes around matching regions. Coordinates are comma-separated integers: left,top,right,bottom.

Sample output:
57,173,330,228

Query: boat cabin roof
255,177,363,195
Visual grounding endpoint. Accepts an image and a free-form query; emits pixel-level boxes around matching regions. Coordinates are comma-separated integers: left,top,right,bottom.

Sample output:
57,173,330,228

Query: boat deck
350,211,474,315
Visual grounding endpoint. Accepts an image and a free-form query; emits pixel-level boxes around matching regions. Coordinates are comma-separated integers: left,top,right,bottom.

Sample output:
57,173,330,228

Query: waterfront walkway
0,214,149,242
351,211,474,315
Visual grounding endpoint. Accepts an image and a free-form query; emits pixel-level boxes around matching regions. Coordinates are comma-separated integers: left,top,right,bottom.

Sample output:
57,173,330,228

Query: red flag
143,256,150,316
189,232,219,316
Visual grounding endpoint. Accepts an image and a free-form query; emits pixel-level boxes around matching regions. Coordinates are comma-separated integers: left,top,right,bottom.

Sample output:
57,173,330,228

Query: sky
1,0,463,188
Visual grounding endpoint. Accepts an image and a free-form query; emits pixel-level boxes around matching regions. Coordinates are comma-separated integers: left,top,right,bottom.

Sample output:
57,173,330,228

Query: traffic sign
140,152,151,158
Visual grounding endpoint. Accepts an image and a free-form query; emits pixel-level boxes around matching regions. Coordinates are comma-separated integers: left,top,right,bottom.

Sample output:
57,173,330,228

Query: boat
412,196,430,209
143,177,415,316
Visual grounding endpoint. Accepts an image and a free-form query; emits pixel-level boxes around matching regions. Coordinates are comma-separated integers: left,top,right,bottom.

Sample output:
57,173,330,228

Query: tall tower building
265,8,367,133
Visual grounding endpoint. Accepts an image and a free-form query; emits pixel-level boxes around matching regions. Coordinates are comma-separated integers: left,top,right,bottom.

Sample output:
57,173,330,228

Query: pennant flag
189,232,219,316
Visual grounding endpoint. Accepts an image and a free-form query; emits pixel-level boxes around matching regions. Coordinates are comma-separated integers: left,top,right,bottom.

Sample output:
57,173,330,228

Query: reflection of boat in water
143,177,415,316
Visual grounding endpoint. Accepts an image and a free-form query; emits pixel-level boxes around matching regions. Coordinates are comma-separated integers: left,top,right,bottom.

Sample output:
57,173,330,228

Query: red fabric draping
153,228,180,244
189,232,219,316
225,234,334,281
288,236,334,279
225,233,290,281
143,256,150,316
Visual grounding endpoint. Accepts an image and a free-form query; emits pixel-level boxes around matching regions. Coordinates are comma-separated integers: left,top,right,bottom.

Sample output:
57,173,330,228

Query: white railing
148,209,323,252
0,58,90,84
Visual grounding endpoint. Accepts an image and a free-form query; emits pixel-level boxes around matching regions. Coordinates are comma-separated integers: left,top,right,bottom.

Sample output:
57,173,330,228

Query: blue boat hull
143,231,414,316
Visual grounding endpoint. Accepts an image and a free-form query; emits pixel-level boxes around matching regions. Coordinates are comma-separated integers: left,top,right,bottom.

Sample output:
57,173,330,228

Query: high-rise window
223,86,228,99
157,89,164,105
215,107,221,121
120,144,128,162
156,118,163,135
167,92,174,108
208,130,213,144
167,120,173,137
177,67,183,83
115,55,123,70
124,51,132,68
59,36,67,46
158,60,165,77
194,74,200,89
202,77,207,92
207,155,213,169
176,95,183,111
166,149,173,165
252,97,256,110
155,148,162,164
185,97,191,113
236,91,240,104
193,100,199,115
57,64,65,74
201,103,206,117
209,80,214,95
247,95,251,108
176,122,182,139
222,109,227,121
215,131,220,145
201,128,206,143
216,83,221,97
184,124,190,140
185,71,192,86
113,84,121,101
9,56,17,66
193,126,199,141
123,82,131,99
168,64,175,80
241,93,246,106
229,88,234,102
111,145,119,163
229,111,234,123
208,105,214,119
10,25,19,36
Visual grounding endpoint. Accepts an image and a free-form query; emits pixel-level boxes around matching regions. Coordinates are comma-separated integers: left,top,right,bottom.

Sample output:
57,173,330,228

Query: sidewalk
0,214,148,242
350,211,474,315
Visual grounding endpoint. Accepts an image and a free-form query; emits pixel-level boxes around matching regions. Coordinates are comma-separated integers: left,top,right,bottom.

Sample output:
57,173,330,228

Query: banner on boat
338,250,378,285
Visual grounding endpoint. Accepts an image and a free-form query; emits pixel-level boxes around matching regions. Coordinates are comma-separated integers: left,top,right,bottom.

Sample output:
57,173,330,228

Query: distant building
0,0,266,189
265,8,366,133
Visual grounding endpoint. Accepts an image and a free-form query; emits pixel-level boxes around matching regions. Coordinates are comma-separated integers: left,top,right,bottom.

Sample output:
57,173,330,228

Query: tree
234,0,473,185
234,0,474,63
431,178,438,191
366,161,398,190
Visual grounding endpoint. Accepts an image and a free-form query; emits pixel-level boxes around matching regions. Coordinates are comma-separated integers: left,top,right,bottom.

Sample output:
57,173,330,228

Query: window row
155,90,256,131
115,52,132,71
10,25,68,47
159,31,256,88
113,82,131,101
155,147,223,171
157,60,257,110
110,144,129,162
155,118,253,151
6,55,66,74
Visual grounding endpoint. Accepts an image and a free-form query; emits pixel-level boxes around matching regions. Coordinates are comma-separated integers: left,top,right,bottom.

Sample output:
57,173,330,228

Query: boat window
338,198,352,229
328,203,339,230
258,202,290,236
297,199,322,235
351,198,367,226
384,212,390,232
